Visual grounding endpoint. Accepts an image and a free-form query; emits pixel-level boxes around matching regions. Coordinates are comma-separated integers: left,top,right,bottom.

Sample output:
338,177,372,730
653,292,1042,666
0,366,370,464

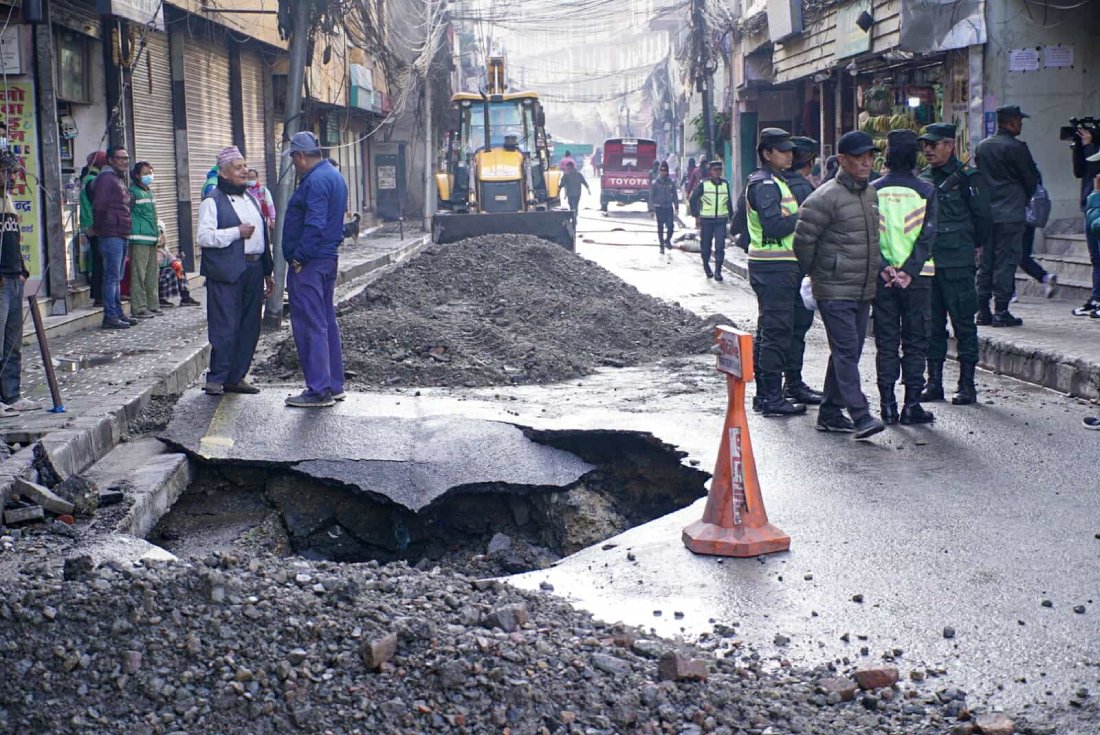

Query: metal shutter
183,34,232,239
239,49,268,186
130,31,179,250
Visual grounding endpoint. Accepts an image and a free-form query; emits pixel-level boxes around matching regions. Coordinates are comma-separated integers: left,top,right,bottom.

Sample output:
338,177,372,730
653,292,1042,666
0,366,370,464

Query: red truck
599,137,657,212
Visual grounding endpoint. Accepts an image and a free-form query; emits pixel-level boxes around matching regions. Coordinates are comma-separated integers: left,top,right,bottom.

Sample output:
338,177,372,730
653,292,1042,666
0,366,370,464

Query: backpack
1026,183,1051,228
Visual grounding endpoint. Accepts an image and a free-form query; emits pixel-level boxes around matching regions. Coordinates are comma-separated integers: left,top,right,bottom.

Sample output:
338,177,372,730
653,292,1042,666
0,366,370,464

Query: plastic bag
800,276,816,311
1026,183,1051,228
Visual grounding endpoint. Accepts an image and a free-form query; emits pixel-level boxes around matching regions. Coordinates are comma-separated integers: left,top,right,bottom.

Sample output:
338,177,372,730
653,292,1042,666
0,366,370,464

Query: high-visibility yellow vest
698,179,730,219
747,176,798,262
877,185,934,276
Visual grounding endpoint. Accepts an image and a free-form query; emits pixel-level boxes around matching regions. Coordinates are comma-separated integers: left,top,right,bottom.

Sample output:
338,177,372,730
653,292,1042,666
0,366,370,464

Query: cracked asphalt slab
159,390,595,512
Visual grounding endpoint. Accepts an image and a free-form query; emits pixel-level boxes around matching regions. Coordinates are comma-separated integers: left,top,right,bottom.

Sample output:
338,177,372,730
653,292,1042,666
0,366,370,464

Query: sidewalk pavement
722,247,1100,401
0,226,428,509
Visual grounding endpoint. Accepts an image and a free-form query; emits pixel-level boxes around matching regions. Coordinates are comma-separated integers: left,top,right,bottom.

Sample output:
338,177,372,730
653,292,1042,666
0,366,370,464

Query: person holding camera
1072,125,1100,317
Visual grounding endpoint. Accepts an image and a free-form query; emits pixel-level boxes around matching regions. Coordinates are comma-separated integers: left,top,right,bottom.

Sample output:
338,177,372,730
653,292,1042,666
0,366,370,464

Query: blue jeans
0,277,24,403
1087,217,1100,302
99,237,126,321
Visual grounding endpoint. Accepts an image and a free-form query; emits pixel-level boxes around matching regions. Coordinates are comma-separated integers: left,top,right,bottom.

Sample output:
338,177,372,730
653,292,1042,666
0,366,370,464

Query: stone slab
160,389,595,512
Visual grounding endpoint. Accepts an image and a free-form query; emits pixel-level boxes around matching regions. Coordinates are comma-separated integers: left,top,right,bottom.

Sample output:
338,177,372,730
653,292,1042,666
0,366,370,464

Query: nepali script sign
1,82,42,277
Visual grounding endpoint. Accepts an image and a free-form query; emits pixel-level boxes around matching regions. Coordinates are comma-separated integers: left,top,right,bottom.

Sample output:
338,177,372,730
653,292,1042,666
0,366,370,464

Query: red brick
853,666,899,690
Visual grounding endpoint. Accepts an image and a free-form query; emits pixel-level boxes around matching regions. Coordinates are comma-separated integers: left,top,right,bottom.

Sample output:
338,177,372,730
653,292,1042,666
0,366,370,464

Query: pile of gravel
0,553,1047,734
262,235,726,388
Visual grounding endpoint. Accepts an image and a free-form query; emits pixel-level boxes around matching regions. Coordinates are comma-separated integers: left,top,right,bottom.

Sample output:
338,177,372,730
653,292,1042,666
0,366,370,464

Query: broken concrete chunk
4,504,45,525
62,555,96,582
361,632,398,670
819,676,859,702
54,475,100,516
484,603,528,632
14,478,74,515
657,651,708,682
99,488,125,507
973,713,1015,735
854,666,899,690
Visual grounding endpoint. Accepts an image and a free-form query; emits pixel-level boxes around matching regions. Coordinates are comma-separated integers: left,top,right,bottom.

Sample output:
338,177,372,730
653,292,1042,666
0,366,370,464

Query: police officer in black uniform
918,122,992,405
689,160,734,280
744,128,807,417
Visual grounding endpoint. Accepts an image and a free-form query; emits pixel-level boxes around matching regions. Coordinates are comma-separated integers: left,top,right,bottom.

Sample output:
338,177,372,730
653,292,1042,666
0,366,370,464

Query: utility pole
264,0,313,328
423,0,435,232
692,0,715,162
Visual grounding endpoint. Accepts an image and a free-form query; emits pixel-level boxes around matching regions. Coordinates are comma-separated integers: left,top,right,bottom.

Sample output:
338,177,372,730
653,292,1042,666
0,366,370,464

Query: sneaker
0,402,17,418
131,310,154,319
122,315,140,325
180,297,201,307
1043,273,1058,299
1083,417,1100,430
148,309,164,317
101,318,131,330
224,380,260,394
816,413,855,433
1010,293,1018,303
203,382,224,396
6,398,39,412
331,391,347,401
1072,299,1099,316
852,415,886,440
159,299,176,308
1091,308,1100,319
285,391,335,408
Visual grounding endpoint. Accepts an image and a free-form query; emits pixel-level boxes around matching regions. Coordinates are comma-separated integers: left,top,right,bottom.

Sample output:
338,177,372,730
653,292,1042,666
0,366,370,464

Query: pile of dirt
262,235,726,388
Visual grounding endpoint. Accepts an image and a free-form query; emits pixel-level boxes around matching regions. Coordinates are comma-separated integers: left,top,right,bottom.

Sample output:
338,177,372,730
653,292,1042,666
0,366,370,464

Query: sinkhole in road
151,430,709,577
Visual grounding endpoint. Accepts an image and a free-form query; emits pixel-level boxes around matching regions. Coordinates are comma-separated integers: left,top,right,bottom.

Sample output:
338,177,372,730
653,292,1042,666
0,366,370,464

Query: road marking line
198,397,236,458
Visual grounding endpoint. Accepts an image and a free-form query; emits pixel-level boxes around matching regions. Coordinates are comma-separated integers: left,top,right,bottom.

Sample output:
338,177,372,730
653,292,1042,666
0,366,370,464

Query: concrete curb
116,452,191,540
0,233,430,513
720,258,1100,401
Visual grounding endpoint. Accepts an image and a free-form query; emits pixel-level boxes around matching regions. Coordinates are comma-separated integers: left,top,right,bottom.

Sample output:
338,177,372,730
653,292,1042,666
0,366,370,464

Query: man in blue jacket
282,131,349,408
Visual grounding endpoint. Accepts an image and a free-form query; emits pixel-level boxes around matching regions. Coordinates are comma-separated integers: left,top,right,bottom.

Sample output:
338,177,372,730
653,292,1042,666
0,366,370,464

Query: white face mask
0,137,8,151
245,180,257,188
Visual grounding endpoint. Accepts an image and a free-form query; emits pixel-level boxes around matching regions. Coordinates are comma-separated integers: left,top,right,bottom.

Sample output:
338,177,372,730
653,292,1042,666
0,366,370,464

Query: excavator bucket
431,210,576,251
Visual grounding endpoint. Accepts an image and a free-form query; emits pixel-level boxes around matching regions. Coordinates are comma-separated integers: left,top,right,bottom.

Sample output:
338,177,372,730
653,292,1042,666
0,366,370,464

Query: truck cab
599,138,657,212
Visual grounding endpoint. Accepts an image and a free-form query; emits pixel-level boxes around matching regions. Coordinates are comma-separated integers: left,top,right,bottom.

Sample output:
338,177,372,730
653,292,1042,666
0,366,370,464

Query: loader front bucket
431,210,576,251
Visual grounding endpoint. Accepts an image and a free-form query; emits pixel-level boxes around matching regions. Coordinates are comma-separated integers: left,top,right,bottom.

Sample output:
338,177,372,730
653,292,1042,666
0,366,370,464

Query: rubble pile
0,554,1046,735
264,235,727,388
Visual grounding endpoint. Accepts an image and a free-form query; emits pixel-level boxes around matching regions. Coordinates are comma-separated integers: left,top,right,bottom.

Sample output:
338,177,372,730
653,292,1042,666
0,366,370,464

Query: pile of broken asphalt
260,234,727,388
0,552,1067,735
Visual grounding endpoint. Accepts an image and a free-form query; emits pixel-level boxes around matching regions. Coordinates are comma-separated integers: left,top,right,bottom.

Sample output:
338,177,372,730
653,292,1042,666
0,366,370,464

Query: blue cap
283,131,322,157
837,131,880,156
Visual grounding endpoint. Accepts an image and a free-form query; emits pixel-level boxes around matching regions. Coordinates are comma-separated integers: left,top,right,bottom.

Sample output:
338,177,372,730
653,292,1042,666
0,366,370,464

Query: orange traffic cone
682,326,790,557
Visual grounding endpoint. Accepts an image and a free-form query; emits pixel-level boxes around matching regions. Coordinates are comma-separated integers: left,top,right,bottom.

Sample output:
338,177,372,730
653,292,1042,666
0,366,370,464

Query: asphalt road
495,184,1099,725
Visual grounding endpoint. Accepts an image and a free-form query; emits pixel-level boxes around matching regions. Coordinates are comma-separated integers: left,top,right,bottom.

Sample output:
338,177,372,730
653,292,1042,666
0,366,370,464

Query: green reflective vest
698,179,730,219
877,185,933,276
747,176,797,262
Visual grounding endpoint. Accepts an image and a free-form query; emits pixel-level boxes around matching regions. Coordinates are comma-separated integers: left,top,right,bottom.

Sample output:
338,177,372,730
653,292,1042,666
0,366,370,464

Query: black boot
976,302,993,326
703,262,713,278
921,360,945,402
759,376,807,417
879,385,900,425
900,386,935,425
751,393,763,413
784,375,823,405
991,309,1023,327
952,362,978,405
714,257,724,281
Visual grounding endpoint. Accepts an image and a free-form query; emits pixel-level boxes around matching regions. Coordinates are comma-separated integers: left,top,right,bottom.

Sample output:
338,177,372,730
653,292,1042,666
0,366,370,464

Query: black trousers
749,262,811,384
817,299,871,421
1018,224,1048,283
655,206,674,246
977,221,1024,309
89,236,102,302
700,218,726,270
205,260,264,386
929,265,979,364
873,277,931,393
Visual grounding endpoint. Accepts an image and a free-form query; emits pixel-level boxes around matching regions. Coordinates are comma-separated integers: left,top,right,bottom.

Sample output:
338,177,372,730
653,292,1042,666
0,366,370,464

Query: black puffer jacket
793,170,880,302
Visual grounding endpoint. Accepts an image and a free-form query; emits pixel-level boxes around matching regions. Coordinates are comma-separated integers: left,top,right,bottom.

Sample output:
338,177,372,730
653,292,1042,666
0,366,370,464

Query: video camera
1060,116,1099,142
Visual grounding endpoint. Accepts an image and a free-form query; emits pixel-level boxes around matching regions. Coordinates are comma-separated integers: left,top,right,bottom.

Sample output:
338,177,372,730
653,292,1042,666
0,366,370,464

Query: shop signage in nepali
1,82,42,277
97,0,165,30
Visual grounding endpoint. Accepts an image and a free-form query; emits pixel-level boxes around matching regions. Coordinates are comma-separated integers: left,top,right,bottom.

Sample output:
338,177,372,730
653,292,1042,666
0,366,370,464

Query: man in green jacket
81,150,107,305
128,161,162,318
794,131,884,440
918,123,993,405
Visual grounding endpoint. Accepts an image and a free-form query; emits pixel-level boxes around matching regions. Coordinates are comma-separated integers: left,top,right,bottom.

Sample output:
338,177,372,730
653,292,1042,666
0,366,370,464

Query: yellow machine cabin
433,57,573,249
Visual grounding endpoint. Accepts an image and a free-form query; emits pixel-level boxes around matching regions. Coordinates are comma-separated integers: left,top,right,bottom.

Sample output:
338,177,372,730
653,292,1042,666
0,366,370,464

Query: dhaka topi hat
217,146,244,167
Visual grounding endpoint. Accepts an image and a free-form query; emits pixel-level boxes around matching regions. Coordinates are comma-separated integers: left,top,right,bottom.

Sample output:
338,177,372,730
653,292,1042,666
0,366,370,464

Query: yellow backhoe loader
432,57,574,249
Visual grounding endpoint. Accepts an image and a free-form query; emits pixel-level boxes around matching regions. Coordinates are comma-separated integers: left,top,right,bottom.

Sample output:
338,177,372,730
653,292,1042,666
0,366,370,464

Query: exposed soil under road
259,235,728,388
